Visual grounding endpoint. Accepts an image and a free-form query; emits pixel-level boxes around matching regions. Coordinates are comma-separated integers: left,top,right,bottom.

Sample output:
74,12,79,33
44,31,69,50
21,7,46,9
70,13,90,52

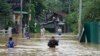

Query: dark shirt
48,39,58,48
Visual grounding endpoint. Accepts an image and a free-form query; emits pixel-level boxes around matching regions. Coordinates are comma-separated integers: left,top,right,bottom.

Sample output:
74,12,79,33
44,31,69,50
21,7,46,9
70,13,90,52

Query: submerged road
0,35,100,56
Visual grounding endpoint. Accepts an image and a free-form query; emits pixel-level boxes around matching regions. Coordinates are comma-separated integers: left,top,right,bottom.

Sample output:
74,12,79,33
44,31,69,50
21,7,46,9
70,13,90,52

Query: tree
32,0,45,18
26,0,45,32
43,0,63,12
0,0,12,28
0,0,11,14
65,0,100,33
83,0,100,23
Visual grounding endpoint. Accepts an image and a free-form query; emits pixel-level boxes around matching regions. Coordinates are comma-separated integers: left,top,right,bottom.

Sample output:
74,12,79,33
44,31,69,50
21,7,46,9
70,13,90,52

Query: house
7,0,29,33
1,0,29,33
41,11,70,33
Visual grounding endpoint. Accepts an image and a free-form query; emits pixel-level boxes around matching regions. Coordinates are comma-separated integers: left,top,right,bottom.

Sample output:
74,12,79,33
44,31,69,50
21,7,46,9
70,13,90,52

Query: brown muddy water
0,34,100,56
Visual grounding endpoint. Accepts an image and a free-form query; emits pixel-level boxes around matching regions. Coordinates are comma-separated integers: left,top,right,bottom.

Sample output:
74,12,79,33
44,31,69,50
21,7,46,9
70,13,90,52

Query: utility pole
28,0,31,32
68,0,71,13
78,0,82,37
20,0,23,37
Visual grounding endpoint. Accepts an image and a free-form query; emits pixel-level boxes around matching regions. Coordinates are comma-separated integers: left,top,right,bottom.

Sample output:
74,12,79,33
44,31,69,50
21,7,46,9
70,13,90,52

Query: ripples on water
0,36,100,56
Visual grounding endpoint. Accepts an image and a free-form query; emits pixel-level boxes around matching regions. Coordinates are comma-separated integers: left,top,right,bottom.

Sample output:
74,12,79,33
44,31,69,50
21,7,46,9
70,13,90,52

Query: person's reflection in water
7,37,16,56
47,48,59,56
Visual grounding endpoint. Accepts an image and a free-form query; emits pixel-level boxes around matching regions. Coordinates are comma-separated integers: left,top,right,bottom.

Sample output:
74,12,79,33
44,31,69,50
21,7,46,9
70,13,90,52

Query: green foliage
0,0,13,28
65,12,78,24
29,20,35,32
71,0,100,23
7,20,14,27
65,12,78,33
62,2,69,12
43,0,63,12
83,0,100,23
31,4,35,19
25,1,36,18
60,0,74,12
29,20,40,33
0,0,11,14
70,23,78,33
65,0,100,33
0,14,14,28
65,0,79,33
25,0,45,19
31,0,45,17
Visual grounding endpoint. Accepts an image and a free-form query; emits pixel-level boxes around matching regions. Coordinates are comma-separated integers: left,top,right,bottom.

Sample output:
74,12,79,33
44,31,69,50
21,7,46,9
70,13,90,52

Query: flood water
0,34,100,56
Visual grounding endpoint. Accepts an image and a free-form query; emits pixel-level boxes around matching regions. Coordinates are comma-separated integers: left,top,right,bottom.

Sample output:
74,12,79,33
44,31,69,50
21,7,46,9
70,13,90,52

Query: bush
65,12,78,34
